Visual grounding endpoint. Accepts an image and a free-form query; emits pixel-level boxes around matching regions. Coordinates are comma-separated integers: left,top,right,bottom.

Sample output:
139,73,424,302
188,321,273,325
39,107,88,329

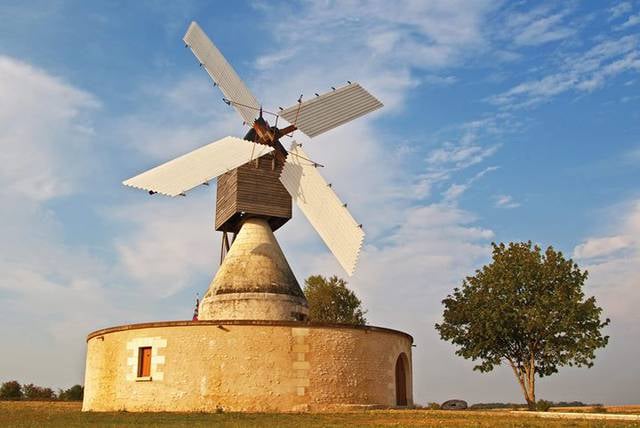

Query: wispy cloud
442,166,499,202
252,0,498,114
426,141,499,169
421,74,458,85
255,0,498,70
416,140,499,199
618,13,640,30
490,35,640,108
609,2,632,20
494,194,521,209
504,6,575,46
413,115,509,199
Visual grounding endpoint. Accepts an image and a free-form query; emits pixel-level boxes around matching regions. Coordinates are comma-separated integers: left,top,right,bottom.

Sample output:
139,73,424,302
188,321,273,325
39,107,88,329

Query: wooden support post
220,231,231,264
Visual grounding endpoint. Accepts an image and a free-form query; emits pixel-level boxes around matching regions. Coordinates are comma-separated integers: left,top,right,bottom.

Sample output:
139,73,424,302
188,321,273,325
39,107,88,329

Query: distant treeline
0,381,83,401
469,401,603,409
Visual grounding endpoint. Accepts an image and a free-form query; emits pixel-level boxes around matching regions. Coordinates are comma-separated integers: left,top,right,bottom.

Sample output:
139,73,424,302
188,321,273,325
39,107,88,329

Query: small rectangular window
137,347,152,378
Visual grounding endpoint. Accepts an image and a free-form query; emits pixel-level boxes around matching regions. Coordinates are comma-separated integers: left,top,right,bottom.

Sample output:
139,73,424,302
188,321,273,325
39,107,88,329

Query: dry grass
1,401,639,427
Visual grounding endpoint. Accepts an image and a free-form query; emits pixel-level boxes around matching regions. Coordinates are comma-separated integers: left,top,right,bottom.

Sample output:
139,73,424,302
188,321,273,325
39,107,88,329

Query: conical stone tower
199,217,308,321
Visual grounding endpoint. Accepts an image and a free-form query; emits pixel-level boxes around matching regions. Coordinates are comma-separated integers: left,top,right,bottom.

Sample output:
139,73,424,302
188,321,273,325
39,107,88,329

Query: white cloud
254,50,297,70
0,56,100,201
442,166,498,202
508,10,575,46
414,115,508,200
111,196,217,297
421,74,458,85
573,199,640,323
573,235,631,259
252,0,497,115
491,35,640,107
618,13,640,29
256,0,497,71
494,194,521,209
609,2,632,20
355,204,494,302
0,56,133,387
427,143,499,169
443,183,468,201
115,75,245,161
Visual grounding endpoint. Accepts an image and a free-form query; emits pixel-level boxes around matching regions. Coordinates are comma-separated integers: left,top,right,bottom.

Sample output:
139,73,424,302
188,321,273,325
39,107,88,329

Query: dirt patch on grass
550,405,640,415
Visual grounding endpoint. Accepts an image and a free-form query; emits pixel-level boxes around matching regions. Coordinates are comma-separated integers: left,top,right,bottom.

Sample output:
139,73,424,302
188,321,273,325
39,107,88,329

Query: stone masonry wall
82,321,412,412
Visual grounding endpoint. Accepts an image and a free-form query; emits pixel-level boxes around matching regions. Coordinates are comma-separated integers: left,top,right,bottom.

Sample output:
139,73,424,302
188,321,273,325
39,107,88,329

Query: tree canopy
22,383,55,400
0,381,83,401
435,241,610,409
0,381,22,400
303,275,367,325
58,384,84,401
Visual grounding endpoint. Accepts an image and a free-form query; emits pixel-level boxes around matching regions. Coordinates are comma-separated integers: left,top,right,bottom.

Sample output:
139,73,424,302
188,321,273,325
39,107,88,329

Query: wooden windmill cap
199,217,308,321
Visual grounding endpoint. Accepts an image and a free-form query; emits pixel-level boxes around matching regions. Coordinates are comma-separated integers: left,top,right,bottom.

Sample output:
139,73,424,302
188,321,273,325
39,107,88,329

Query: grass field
1,402,639,427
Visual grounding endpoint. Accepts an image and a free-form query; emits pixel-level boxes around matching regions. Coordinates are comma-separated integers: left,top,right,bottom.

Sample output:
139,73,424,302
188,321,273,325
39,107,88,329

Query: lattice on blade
123,137,273,197
279,143,364,276
279,83,382,138
184,22,261,124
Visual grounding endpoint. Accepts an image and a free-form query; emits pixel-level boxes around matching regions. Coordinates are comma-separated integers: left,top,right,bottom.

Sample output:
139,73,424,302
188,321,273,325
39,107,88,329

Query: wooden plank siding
215,153,292,232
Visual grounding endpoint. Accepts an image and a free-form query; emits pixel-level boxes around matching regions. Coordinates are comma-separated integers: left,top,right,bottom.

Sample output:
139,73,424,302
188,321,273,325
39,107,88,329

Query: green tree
435,242,609,410
22,384,55,401
58,384,84,401
303,275,367,325
0,381,23,400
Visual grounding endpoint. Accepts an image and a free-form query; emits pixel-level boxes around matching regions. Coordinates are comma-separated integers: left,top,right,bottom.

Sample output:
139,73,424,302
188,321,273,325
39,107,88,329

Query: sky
0,0,639,405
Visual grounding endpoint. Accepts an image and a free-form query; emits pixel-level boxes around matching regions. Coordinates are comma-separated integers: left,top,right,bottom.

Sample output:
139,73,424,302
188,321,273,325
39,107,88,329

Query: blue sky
0,0,639,405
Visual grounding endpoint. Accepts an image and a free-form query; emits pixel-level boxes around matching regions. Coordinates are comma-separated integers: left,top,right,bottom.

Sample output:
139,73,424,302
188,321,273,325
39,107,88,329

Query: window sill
135,376,152,382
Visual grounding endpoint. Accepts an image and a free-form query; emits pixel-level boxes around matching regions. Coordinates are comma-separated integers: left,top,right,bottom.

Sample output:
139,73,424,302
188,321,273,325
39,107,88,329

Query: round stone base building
83,320,413,412
83,218,413,412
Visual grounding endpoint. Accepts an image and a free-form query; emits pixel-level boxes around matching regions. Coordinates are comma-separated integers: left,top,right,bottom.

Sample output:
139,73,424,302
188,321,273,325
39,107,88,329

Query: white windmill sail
279,83,382,138
279,143,365,276
183,21,260,125
123,136,273,197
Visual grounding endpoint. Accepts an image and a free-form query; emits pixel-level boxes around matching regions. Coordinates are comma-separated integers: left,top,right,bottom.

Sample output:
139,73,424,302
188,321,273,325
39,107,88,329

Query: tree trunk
507,358,536,410
526,355,536,409
525,374,536,410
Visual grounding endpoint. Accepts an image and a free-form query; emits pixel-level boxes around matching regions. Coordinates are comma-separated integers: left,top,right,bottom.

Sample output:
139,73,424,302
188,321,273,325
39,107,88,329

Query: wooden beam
253,121,276,143
277,125,297,137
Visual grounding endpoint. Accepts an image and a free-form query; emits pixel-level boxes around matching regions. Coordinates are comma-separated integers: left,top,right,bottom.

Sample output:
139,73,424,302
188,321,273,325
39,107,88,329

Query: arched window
395,353,408,406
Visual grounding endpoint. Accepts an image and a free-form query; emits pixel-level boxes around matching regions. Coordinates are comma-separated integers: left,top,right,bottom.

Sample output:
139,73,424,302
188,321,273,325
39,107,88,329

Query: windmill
123,21,383,321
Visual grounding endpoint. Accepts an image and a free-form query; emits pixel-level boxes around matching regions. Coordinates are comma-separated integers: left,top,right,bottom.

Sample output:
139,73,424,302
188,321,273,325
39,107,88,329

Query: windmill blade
123,137,273,197
183,21,260,125
279,83,382,138
279,143,364,276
